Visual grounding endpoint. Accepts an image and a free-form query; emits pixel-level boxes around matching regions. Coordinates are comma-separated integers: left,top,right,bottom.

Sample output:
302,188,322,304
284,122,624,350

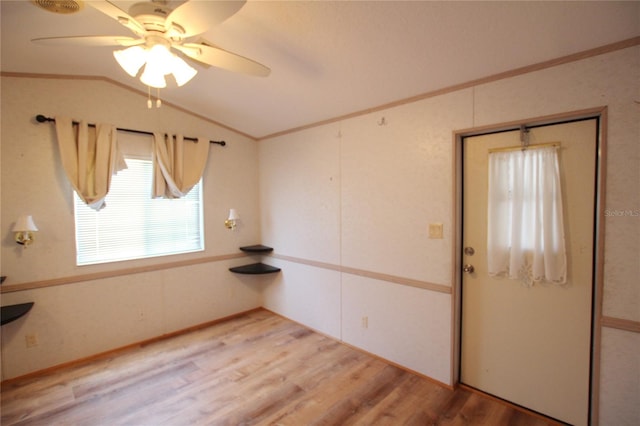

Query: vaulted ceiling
2,1,638,139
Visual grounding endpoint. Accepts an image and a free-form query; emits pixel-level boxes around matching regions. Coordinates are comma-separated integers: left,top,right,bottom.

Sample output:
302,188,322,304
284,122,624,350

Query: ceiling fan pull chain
146,86,162,109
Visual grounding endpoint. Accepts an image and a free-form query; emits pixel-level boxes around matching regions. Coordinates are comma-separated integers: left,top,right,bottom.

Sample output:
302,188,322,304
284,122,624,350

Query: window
74,157,204,265
486,146,566,285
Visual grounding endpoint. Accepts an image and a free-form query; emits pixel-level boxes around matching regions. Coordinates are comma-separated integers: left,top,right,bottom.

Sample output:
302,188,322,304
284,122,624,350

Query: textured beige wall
259,123,342,265
260,46,639,424
0,77,263,379
340,89,472,285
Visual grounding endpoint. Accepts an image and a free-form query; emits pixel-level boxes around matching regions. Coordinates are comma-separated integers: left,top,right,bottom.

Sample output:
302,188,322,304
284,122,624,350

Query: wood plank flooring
1,309,560,425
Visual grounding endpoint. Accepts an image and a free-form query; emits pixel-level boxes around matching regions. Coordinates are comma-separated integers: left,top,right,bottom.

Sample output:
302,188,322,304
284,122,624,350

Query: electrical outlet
25,333,38,348
429,223,444,239
361,316,368,329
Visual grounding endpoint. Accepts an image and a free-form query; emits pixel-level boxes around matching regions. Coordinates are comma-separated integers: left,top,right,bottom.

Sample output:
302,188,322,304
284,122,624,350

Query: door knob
462,264,475,274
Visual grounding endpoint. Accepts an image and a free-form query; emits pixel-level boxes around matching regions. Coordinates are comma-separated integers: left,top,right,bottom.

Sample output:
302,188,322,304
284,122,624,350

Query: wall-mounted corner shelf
230,245,281,275
229,263,281,274
239,245,274,253
1,302,34,326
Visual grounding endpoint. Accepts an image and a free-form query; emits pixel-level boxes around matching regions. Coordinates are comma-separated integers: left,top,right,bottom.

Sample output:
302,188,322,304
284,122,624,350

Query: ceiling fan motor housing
129,2,173,33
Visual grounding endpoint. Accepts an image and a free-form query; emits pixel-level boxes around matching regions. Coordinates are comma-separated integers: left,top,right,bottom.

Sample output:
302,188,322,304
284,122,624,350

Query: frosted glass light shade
145,44,174,74
113,46,147,77
13,215,38,232
140,65,167,88
228,209,239,221
171,56,197,86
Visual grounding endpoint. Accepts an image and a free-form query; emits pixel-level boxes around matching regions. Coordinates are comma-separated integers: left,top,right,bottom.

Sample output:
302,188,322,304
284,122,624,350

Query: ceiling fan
31,0,270,88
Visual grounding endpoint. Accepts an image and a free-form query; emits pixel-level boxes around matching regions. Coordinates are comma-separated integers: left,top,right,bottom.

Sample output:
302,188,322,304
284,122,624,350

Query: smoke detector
31,0,84,14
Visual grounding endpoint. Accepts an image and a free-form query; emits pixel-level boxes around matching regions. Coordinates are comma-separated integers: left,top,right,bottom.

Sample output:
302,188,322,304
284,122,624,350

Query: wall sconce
225,209,239,230
13,215,38,247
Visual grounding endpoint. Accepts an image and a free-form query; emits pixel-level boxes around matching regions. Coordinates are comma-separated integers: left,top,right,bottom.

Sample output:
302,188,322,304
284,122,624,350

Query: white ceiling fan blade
176,42,270,77
87,1,146,37
31,36,142,47
167,1,247,38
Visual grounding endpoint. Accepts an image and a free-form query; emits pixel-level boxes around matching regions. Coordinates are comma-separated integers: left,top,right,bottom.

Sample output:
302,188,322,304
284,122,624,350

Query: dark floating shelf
230,245,280,275
239,245,274,253
229,263,281,274
1,302,34,326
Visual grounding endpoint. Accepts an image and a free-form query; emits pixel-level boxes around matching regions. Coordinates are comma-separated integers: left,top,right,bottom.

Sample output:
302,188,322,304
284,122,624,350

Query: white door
460,119,597,425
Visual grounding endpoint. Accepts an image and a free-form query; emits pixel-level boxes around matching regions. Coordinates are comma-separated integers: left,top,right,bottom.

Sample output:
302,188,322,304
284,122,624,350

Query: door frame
451,106,608,424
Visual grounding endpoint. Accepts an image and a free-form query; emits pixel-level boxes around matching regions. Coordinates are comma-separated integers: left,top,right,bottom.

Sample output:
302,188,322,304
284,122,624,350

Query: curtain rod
488,142,560,154
35,115,226,146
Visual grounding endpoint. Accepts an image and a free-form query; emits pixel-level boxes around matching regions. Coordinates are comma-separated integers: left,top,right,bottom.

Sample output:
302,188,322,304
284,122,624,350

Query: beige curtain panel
55,116,127,210
152,133,209,198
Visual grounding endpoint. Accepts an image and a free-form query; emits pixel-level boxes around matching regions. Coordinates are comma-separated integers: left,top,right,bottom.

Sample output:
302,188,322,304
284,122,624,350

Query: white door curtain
55,116,127,210
487,146,567,286
152,133,209,199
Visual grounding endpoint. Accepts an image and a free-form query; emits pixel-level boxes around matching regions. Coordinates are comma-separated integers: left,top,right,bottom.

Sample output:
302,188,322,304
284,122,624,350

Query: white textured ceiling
2,1,639,139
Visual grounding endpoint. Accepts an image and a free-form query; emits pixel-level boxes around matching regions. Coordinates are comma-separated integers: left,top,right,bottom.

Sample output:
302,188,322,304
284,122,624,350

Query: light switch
429,223,443,239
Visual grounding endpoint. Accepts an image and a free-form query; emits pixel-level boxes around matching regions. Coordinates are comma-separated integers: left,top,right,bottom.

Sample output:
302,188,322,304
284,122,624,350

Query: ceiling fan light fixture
117,42,197,89
136,43,171,88
113,46,147,77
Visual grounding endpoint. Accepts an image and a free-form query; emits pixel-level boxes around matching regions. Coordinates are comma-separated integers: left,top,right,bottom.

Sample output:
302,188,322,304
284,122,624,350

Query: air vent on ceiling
31,0,84,14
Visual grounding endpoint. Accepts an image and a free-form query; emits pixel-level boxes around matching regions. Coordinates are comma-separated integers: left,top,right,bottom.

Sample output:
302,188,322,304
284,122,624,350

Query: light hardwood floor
1,309,560,425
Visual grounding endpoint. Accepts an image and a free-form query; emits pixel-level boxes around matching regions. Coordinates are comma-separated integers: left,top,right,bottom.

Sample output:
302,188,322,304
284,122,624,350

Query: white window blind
74,158,204,266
